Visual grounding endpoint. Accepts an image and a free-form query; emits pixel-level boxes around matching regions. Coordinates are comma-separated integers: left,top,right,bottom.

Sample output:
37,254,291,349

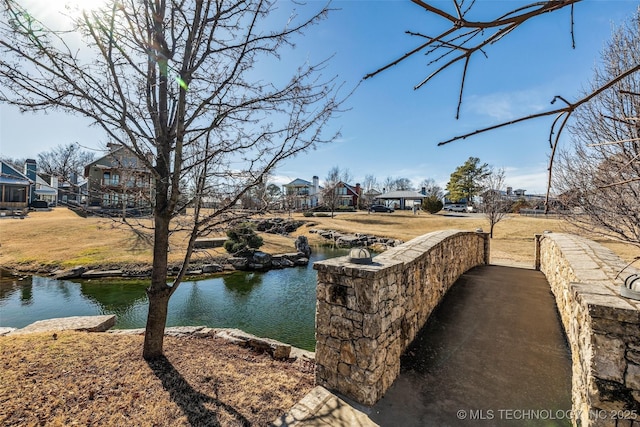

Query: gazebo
375,190,427,210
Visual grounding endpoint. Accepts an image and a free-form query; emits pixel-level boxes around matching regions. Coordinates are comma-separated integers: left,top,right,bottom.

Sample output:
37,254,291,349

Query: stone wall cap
577,292,640,324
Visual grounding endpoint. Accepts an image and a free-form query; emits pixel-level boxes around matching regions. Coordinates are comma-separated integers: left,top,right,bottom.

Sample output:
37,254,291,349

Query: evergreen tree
446,157,490,203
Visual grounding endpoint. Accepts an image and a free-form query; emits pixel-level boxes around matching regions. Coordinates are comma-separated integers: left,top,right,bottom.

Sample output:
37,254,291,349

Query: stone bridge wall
313,229,489,405
536,233,640,426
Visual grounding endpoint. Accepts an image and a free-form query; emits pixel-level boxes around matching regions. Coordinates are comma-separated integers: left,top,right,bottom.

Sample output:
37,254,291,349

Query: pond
0,247,348,351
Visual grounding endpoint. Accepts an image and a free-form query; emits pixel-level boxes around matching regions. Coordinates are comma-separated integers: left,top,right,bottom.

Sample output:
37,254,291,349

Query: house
362,188,382,207
84,144,155,213
34,175,58,207
332,182,362,208
283,176,322,210
21,159,59,208
54,172,87,205
0,160,31,215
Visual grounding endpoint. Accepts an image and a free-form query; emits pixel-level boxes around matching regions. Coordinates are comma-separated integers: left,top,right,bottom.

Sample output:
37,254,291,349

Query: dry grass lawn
0,332,313,426
0,208,637,272
0,209,638,426
291,211,639,265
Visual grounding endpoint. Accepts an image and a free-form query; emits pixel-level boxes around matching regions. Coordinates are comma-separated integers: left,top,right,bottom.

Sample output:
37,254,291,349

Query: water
0,247,347,351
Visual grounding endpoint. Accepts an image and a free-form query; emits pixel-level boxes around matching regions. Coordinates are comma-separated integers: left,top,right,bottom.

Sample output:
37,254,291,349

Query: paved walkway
279,264,573,426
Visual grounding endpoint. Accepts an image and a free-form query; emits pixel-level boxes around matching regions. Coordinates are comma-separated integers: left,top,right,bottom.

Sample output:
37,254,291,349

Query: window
5,185,27,202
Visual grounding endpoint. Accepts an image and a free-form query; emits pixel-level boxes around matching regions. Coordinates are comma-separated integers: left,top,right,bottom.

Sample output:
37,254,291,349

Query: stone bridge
314,230,640,426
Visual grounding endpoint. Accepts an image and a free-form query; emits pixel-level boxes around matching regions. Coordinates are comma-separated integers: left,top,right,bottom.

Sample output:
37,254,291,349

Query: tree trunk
143,212,172,360
143,288,171,359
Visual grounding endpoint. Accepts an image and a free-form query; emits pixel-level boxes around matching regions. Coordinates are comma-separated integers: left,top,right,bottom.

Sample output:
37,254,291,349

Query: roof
364,189,382,196
35,187,57,196
0,161,31,186
35,175,57,195
341,182,360,194
376,190,427,200
285,178,312,187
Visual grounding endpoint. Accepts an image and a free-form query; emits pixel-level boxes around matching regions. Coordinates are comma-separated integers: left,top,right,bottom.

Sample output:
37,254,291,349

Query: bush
224,223,263,255
315,213,331,217
510,199,531,213
422,196,444,214
303,212,314,217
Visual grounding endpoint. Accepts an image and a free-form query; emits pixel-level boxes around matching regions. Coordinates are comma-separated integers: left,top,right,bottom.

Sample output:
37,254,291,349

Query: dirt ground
0,332,314,426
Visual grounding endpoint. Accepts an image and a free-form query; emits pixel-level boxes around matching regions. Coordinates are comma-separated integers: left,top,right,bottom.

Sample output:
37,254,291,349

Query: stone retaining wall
536,233,640,426
313,229,489,405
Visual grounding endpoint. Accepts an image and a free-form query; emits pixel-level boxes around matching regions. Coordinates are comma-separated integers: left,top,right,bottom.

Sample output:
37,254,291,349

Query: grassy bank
0,207,636,273
0,332,313,426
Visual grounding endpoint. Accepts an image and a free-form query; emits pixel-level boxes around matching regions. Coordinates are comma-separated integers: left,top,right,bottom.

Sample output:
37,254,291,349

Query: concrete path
368,264,572,426
279,264,573,426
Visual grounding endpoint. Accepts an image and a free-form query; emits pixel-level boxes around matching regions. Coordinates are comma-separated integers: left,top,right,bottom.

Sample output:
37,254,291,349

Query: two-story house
84,143,155,213
283,176,322,210
333,181,362,208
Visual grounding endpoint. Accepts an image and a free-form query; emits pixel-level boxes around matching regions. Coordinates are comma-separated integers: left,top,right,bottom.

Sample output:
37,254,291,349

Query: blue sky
1,0,638,194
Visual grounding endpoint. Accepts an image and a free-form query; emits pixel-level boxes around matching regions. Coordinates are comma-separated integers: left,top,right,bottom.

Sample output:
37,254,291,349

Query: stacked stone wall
314,229,489,405
537,233,640,426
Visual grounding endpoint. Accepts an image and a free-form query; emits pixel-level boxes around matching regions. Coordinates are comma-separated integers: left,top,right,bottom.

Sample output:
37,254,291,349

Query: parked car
444,204,467,212
369,204,394,213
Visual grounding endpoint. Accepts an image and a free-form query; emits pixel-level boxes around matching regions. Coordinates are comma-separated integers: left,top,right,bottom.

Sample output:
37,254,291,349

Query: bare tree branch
364,0,580,114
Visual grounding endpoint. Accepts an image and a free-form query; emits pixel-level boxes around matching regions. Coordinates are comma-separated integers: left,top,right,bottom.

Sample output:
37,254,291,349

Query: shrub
303,212,314,217
315,213,331,217
224,223,263,255
422,196,444,214
311,205,330,212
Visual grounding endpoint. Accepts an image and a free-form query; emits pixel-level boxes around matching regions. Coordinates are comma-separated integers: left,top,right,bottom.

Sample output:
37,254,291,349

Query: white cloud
503,166,549,195
465,90,549,121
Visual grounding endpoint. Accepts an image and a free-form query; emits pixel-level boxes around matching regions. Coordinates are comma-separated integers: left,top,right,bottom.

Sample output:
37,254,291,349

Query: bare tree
322,165,350,217
480,168,509,238
382,176,413,192
362,174,379,192
360,174,379,206
418,178,443,199
0,0,346,358
37,143,95,183
554,12,640,247
264,183,282,210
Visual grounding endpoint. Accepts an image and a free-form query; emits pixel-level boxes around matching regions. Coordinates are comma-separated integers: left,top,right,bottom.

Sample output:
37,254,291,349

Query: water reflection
20,282,33,306
222,272,263,295
0,247,348,350
79,280,149,319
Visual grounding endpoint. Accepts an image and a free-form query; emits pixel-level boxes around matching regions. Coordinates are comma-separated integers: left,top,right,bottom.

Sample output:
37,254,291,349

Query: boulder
202,264,223,273
250,251,272,270
295,257,309,266
215,329,291,359
228,257,249,270
295,235,312,257
11,315,117,334
54,266,86,279
193,237,227,249
81,270,124,278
